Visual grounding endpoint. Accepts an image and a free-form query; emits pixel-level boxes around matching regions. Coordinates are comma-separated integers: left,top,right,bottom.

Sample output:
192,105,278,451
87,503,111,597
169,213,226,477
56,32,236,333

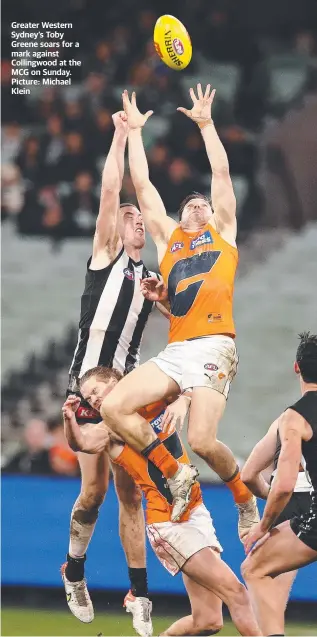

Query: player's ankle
128,567,149,598
65,553,86,582
224,466,252,504
142,439,179,478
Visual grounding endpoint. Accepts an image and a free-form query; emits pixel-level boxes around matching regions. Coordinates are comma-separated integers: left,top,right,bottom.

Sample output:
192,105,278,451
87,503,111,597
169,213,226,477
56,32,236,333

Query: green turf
1,608,317,636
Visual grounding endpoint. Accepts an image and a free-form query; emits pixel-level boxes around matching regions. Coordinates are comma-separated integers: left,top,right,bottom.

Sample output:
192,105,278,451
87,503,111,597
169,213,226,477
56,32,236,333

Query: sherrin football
154,15,192,71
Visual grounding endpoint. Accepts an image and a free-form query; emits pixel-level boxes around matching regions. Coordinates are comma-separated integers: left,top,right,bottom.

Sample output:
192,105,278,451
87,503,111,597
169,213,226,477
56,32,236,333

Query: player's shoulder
286,391,317,427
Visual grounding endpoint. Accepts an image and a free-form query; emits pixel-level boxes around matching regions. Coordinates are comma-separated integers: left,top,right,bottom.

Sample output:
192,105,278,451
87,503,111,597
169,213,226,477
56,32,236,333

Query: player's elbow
101,177,120,197
240,466,256,487
275,479,293,497
100,393,122,430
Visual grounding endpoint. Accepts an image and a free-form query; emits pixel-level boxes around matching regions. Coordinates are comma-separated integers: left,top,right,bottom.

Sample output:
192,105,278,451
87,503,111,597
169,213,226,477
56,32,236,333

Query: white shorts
146,504,222,576
151,335,238,397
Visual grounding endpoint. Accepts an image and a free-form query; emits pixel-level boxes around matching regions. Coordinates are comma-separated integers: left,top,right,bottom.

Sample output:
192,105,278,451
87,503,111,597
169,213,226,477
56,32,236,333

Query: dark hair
79,366,123,389
296,332,317,383
178,192,211,221
120,202,136,209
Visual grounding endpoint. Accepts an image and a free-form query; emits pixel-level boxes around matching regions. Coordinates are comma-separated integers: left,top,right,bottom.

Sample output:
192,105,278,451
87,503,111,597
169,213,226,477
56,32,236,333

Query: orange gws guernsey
160,222,238,344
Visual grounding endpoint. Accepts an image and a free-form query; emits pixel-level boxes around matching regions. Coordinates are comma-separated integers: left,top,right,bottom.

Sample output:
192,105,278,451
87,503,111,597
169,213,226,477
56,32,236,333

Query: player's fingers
132,91,137,106
161,409,172,428
204,84,211,99
189,87,198,103
142,276,158,284
145,110,154,121
167,414,178,433
177,107,190,117
209,88,216,104
197,83,203,100
122,90,130,112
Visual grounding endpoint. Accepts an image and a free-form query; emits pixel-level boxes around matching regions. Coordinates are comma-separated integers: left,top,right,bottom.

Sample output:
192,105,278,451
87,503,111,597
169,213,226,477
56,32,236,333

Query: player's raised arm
177,83,236,241
241,420,279,499
93,111,128,257
62,395,110,454
123,91,177,257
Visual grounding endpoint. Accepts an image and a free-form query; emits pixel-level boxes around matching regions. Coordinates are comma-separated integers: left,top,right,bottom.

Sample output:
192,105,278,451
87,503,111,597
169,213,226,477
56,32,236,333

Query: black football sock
128,567,149,598
65,553,86,582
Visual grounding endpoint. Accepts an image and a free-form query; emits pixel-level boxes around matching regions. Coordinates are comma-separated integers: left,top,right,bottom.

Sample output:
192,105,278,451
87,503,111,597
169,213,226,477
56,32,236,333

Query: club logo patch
171,241,184,253
190,230,213,250
172,38,184,56
123,268,134,280
204,363,218,372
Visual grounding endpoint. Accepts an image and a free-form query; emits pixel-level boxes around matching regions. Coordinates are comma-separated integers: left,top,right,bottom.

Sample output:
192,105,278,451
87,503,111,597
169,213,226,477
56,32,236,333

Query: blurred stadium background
1,0,317,635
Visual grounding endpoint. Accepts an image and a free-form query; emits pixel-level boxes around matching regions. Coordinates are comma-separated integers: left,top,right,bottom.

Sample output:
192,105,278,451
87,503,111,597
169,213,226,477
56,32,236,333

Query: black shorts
66,378,101,425
273,491,311,527
290,494,317,552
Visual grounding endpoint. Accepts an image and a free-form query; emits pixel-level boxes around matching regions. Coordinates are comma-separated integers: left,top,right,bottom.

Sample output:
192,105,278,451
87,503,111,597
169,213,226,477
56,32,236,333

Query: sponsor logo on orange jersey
190,230,213,250
208,313,222,323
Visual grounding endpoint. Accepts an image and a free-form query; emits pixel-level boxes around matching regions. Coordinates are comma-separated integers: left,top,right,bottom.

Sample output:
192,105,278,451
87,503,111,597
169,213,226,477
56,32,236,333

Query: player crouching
63,367,261,636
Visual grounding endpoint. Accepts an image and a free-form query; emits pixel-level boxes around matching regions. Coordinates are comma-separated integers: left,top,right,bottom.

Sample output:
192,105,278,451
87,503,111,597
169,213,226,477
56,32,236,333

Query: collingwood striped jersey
69,247,156,382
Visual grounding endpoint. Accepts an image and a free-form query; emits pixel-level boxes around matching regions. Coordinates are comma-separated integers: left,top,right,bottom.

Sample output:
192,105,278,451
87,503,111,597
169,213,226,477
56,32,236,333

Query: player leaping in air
97,83,259,541
61,110,197,635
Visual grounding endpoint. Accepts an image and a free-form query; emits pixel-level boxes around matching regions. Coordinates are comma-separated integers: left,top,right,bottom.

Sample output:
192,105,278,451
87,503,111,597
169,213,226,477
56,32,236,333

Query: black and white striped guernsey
69,247,156,382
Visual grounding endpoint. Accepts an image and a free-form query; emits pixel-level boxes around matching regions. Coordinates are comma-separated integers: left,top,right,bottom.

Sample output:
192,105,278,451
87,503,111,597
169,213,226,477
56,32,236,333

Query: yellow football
153,15,192,71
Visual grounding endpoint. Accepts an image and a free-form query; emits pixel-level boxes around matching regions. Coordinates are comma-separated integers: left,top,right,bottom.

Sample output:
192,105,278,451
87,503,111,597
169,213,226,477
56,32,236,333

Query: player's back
69,247,154,381
113,400,202,524
160,222,238,343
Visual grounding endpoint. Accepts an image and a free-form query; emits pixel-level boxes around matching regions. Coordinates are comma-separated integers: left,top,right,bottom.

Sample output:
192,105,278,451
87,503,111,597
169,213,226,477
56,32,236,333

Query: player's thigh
103,361,180,414
183,546,244,603
78,451,110,496
188,387,226,446
242,521,317,580
111,461,142,509
183,564,223,627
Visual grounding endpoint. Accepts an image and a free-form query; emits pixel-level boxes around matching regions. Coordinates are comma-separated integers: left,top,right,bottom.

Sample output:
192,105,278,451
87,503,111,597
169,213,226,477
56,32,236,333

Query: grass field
2,609,317,636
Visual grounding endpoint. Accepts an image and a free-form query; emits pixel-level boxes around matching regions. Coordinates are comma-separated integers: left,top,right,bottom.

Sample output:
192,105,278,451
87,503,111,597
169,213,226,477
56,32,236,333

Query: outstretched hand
177,83,216,125
122,90,153,129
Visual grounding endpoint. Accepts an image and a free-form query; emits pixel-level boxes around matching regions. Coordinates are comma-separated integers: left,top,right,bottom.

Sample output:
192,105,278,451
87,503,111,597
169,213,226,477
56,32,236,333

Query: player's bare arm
244,410,308,553
123,90,177,262
92,111,128,262
62,395,111,454
178,83,237,245
241,419,279,500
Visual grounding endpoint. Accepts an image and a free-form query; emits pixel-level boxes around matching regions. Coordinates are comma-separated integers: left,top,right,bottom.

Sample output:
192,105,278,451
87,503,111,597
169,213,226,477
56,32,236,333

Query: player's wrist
128,125,143,133
198,119,214,131
181,388,193,402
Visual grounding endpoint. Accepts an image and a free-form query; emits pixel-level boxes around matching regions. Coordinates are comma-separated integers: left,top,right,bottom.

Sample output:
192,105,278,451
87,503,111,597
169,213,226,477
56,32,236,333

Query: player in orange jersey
97,84,259,539
63,366,261,637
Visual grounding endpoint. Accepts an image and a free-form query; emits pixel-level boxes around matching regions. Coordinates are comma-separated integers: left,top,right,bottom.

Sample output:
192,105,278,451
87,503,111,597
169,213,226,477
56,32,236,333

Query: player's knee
241,556,258,582
100,392,123,427
78,486,107,518
188,432,216,459
116,482,142,511
193,616,223,635
226,579,249,607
